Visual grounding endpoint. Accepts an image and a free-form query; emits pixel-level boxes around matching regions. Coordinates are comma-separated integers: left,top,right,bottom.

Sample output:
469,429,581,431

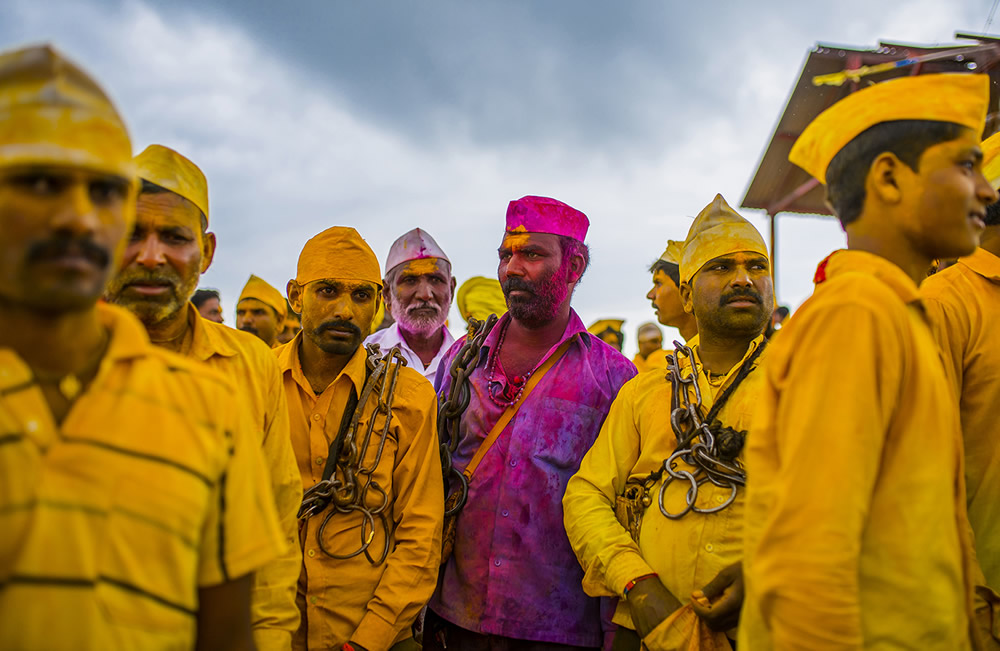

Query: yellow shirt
187,304,303,650
0,303,284,650
922,247,1000,593
276,335,443,651
564,335,765,634
631,350,667,374
740,250,978,650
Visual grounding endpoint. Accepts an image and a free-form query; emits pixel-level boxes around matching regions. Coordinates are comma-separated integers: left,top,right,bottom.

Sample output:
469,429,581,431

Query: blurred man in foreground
0,44,282,650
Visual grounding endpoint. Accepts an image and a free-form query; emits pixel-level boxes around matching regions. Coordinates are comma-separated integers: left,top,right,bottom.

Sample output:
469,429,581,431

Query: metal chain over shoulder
617,339,766,525
298,343,407,566
438,314,498,516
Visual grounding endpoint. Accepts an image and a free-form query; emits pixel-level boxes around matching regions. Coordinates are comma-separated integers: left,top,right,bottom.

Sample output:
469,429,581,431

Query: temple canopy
741,32,1000,296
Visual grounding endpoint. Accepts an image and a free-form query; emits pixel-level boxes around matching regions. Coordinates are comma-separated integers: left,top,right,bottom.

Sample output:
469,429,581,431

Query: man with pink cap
425,196,636,650
364,228,456,382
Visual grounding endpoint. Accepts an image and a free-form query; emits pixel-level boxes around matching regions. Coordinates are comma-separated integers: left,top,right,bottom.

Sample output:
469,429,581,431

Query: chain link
656,340,751,519
438,314,498,516
298,343,407,566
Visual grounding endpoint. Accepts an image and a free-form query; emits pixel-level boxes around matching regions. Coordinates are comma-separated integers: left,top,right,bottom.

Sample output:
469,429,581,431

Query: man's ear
381,280,393,314
200,231,217,274
679,279,695,315
450,276,458,300
567,254,586,284
287,280,303,315
868,152,906,205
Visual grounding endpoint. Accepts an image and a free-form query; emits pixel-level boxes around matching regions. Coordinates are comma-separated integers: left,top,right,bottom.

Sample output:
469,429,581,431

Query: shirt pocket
527,397,605,472
97,474,205,631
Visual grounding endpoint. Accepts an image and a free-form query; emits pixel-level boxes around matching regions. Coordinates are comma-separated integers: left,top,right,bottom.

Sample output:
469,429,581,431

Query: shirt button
501,509,509,517
509,459,517,468
309,596,318,604
316,457,324,466
312,414,321,421
705,543,714,552
307,549,316,558
494,559,502,567
25,420,39,433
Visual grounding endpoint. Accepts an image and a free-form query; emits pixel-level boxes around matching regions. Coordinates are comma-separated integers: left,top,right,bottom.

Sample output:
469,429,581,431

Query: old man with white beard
364,228,457,382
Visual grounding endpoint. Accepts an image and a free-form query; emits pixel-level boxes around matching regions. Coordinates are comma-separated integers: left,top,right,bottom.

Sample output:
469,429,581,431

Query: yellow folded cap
456,276,507,323
296,226,382,288
238,274,286,321
587,319,625,336
790,73,990,184
680,194,768,284
0,44,134,180
135,144,209,221
658,240,684,265
982,131,1000,188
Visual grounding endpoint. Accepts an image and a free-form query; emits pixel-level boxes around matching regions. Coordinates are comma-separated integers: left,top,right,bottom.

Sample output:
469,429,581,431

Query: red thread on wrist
342,644,355,651
623,572,658,598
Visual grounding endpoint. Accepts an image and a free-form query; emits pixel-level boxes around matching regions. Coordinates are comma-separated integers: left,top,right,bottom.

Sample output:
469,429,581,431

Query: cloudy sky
3,0,995,354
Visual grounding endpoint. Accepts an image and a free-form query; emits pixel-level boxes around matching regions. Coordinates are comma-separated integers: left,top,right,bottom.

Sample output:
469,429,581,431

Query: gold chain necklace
30,330,110,400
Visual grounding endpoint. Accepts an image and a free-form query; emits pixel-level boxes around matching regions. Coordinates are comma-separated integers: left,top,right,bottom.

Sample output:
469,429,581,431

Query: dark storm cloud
137,0,708,153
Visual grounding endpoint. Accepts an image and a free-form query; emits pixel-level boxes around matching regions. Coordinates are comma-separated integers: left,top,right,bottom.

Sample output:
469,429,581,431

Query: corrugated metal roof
741,34,1000,218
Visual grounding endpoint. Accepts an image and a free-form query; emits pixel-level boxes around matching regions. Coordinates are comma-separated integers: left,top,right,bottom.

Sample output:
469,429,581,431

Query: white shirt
364,323,456,384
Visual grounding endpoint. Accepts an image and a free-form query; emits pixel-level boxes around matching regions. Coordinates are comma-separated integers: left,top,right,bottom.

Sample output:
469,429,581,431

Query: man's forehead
500,231,559,249
706,251,769,264
136,190,202,229
311,278,377,290
396,257,448,277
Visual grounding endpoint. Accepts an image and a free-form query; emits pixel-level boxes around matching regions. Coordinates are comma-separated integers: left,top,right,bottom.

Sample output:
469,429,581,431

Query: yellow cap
790,73,990,184
456,276,507,323
680,194,768,284
238,274,287,321
658,240,684,265
296,226,382,288
0,44,134,180
588,319,625,336
982,131,1000,188
135,144,209,221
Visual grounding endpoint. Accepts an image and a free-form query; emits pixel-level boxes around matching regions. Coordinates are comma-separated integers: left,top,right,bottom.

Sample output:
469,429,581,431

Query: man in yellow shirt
564,194,773,650
740,73,998,650
238,274,288,348
277,226,443,651
648,240,698,343
0,44,283,650
923,130,1000,595
105,143,302,649
632,321,665,373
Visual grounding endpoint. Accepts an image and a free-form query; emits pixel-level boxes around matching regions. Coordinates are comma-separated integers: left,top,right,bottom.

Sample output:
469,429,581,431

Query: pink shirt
430,310,636,646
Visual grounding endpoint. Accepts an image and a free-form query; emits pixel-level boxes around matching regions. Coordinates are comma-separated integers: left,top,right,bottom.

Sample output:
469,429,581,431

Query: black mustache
26,234,109,268
315,320,361,337
502,277,535,295
720,287,762,305
239,325,258,335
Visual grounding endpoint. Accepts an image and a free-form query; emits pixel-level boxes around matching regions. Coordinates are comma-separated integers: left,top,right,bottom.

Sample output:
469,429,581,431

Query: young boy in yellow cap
237,274,288,347
647,240,698,344
106,143,303,650
740,73,998,649
0,45,284,650
922,130,1000,598
564,194,773,650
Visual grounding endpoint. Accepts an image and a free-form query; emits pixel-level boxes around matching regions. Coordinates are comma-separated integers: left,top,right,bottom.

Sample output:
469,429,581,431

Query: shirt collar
479,308,590,362
276,330,368,396
960,246,1000,281
185,303,238,363
816,249,922,305
0,303,150,392
378,323,456,355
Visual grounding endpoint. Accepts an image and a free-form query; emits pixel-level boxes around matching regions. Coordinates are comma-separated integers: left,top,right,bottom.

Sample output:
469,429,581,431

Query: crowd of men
2,41,1000,651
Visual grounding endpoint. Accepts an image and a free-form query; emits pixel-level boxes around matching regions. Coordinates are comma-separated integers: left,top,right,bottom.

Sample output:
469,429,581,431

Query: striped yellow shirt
0,303,284,650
